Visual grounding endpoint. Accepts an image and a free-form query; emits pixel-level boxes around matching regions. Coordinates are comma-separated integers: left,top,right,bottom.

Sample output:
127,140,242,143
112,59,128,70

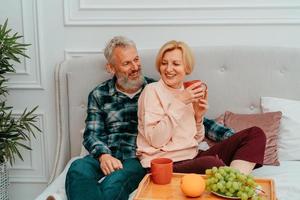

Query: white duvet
252,161,300,200
35,157,300,200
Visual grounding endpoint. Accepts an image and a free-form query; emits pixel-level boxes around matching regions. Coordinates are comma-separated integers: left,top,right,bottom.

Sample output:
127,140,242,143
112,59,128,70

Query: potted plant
0,19,41,199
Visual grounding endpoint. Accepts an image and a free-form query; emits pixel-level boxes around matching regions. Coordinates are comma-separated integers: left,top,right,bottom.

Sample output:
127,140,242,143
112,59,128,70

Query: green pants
65,155,146,200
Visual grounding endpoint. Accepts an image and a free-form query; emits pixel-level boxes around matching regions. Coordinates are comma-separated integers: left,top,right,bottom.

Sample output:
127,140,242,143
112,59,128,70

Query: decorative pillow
261,97,300,161
215,114,225,125
221,111,282,166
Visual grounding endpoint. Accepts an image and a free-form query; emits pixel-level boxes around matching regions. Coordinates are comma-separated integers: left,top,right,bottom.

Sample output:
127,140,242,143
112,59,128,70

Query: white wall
1,0,300,199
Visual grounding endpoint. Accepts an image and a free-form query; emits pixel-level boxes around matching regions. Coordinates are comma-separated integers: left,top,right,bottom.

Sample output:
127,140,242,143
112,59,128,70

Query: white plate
211,191,240,199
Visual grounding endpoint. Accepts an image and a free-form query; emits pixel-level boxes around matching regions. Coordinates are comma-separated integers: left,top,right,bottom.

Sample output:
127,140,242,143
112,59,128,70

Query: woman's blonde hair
155,40,195,75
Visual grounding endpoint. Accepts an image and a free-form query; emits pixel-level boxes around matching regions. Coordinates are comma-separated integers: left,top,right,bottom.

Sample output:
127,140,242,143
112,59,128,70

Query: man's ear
105,63,115,75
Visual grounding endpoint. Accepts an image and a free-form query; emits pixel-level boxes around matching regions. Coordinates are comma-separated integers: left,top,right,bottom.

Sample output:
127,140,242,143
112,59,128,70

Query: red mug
151,158,173,185
183,80,207,99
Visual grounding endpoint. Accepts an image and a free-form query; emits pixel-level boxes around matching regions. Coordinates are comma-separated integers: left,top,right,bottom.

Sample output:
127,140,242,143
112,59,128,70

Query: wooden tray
134,173,276,200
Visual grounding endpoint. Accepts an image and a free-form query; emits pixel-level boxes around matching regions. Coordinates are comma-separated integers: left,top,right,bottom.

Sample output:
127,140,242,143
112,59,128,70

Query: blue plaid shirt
83,76,155,161
83,76,235,161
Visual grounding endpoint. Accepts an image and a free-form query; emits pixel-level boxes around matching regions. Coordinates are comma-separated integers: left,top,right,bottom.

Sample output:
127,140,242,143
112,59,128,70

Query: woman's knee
248,126,266,143
203,155,226,167
196,156,226,174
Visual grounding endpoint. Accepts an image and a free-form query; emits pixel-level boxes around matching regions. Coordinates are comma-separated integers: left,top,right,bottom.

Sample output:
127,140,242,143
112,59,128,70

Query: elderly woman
136,40,266,175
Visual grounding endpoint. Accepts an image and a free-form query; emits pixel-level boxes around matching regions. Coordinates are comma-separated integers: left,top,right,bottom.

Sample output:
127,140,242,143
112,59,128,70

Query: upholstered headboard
51,46,300,182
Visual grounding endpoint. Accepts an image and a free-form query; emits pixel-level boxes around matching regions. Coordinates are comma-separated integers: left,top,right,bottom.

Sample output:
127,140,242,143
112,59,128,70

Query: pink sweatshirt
137,79,205,168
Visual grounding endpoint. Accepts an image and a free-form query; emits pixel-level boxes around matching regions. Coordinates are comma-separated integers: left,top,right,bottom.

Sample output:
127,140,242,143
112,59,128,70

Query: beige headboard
51,46,300,182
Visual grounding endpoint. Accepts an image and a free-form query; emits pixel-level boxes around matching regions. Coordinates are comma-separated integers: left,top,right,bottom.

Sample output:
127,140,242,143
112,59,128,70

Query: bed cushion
217,111,282,166
261,97,300,161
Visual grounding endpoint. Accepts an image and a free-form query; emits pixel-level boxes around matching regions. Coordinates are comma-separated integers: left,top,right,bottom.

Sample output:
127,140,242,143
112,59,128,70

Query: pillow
222,111,282,166
261,97,300,161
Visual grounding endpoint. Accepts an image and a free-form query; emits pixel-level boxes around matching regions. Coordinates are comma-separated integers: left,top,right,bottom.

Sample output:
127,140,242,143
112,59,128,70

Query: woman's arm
195,118,205,142
138,86,188,148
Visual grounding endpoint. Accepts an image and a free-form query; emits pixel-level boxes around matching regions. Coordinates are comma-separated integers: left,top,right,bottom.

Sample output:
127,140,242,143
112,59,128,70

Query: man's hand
99,154,123,175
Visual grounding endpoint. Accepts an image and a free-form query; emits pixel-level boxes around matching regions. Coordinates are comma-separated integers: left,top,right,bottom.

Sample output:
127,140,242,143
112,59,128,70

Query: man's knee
123,158,146,175
101,160,146,199
67,157,98,178
103,162,145,186
100,170,133,200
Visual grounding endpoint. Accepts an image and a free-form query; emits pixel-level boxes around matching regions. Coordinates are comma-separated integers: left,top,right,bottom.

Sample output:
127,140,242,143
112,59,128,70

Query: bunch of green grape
205,166,264,200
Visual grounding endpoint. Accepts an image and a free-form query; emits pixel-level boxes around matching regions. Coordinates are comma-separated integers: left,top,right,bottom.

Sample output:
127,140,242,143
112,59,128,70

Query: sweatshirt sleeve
195,118,205,142
138,85,188,148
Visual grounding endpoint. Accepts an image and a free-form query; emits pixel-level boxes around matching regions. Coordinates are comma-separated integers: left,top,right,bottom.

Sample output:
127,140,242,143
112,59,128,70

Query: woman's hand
176,82,206,105
193,98,209,123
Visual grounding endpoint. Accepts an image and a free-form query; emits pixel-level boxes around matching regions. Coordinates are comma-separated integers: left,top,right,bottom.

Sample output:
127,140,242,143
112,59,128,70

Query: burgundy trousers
173,126,266,174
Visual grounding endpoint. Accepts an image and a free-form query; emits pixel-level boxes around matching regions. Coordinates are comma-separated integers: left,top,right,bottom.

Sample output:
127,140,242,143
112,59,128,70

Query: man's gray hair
104,36,136,63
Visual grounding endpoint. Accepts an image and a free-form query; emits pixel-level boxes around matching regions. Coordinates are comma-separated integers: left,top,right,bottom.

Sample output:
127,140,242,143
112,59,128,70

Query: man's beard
116,73,144,92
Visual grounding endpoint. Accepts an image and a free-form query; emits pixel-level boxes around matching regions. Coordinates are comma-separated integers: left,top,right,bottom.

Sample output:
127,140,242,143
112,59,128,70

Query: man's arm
203,117,235,142
83,92,111,158
83,92,123,175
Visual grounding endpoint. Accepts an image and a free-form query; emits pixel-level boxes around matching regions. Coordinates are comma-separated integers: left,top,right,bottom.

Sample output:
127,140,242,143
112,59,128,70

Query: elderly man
65,36,155,200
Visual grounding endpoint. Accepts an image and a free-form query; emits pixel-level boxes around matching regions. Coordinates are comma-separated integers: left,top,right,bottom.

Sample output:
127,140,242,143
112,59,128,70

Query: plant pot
0,162,9,200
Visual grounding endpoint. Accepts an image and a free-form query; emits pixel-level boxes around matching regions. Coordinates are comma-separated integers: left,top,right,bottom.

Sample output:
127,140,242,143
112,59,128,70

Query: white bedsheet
35,157,78,200
35,157,300,200
252,161,300,200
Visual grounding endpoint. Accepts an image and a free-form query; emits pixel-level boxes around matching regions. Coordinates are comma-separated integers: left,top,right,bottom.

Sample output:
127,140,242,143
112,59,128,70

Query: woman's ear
105,63,115,74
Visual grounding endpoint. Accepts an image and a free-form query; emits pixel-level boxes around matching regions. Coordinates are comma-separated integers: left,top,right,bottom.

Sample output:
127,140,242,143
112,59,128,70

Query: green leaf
0,19,40,166
15,142,31,150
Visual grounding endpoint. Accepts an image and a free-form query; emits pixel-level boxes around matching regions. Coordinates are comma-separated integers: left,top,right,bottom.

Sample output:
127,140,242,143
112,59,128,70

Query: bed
36,46,300,200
